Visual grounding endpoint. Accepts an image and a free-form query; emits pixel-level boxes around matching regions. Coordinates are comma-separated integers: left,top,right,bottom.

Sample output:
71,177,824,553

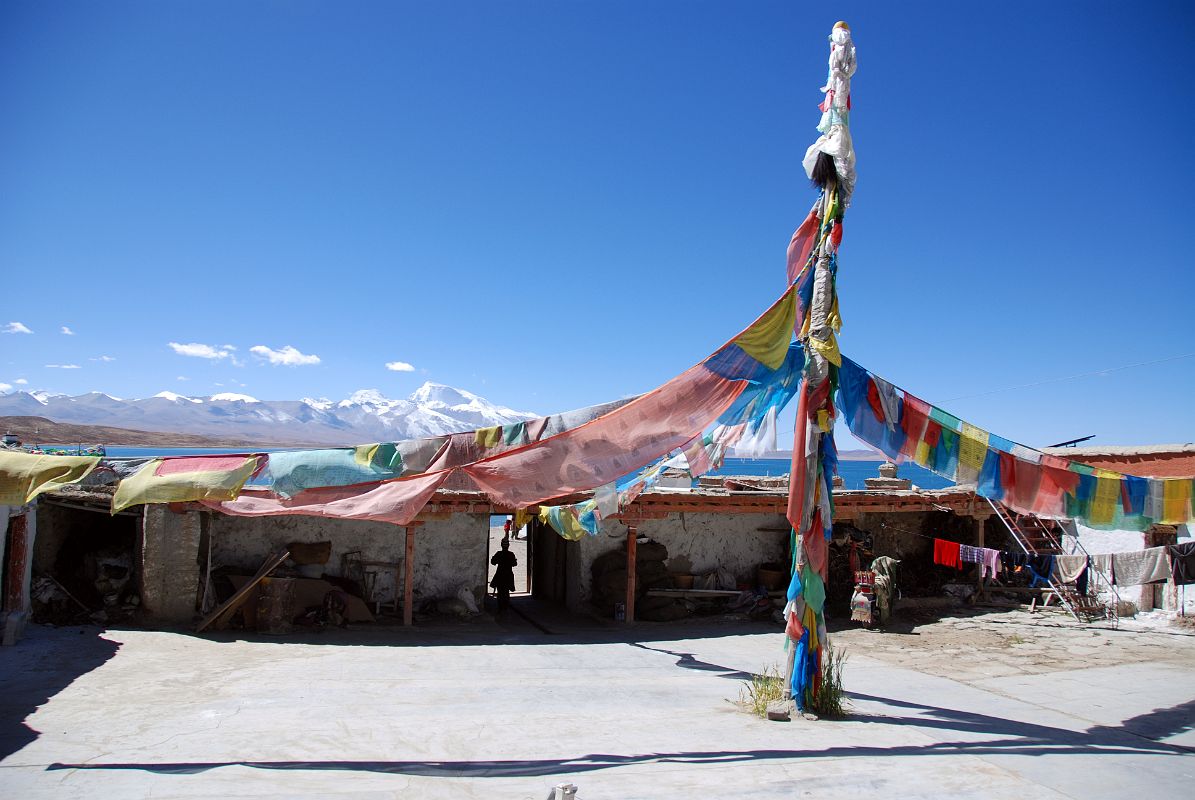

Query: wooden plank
195,547,289,632
974,516,986,600
625,526,637,624
646,589,743,598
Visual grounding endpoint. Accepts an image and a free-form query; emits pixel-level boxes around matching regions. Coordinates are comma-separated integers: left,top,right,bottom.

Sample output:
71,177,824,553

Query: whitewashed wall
572,511,789,611
205,512,489,609
1064,523,1195,614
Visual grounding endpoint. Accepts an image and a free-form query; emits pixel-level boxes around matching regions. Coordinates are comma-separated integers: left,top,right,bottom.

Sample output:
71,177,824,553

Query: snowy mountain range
0,383,537,446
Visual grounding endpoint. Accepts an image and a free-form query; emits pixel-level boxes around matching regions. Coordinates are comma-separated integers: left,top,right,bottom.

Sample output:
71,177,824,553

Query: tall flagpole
782,21,856,714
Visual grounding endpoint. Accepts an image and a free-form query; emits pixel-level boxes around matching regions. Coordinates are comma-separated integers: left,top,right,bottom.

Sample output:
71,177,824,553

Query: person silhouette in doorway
490,537,517,615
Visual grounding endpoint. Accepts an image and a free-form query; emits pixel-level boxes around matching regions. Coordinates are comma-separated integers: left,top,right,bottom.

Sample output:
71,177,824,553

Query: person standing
490,538,517,615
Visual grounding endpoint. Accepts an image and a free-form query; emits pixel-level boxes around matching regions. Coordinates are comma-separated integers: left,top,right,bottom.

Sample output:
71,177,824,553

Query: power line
775,351,1195,435
939,352,1195,403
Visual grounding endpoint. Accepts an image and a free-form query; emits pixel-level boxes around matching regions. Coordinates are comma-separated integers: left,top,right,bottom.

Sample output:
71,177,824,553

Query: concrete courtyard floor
1,606,1193,799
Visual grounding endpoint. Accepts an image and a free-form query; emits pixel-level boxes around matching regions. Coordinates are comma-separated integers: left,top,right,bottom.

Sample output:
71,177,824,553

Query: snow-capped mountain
0,382,537,446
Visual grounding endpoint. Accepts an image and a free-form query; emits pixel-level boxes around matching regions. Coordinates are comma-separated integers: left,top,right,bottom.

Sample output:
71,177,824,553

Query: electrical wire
939,351,1195,403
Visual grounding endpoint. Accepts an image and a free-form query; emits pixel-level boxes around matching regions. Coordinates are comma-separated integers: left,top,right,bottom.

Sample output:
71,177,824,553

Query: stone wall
572,512,789,611
205,512,489,609
140,507,201,626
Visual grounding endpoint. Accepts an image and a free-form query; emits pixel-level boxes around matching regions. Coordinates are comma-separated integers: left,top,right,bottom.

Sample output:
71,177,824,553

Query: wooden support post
974,516,986,600
403,526,416,627
625,525,638,624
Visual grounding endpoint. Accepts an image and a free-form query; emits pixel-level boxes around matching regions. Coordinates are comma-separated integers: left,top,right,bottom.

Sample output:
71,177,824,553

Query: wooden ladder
985,498,1087,623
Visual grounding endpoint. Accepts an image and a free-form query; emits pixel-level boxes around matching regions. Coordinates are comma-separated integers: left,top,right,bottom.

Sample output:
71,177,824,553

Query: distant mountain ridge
0,383,537,447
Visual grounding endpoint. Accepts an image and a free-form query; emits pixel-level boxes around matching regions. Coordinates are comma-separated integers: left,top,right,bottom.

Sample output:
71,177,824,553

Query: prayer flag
113,455,264,513
0,451,98,505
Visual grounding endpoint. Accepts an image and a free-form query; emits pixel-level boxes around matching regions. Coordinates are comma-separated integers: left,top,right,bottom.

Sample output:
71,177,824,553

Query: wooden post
525,518,532,594
3,514,29,613
403,526,416,627
974,516,986,600
625,525,638,624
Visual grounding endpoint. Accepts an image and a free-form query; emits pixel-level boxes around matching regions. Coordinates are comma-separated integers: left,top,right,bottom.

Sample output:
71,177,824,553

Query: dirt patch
829,606,1195,682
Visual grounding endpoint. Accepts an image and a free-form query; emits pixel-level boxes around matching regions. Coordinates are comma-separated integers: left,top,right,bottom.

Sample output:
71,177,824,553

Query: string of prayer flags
836,356,1195,530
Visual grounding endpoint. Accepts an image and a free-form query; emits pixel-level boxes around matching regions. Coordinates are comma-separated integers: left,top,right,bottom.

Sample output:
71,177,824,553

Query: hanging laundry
1112,548,1171,586
979,548,1002,580
1027,554,1055,588
1053,554,1088,587
1168,542,1195,586
959,544,983,564
1002,551,1029,573
933,539,962,569
1089,553,1115,584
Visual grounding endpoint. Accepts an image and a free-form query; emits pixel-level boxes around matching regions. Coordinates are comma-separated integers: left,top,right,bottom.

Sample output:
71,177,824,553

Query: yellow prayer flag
806,331,842,367
112,455,262,513
474,426,502,448
734,287,797,370
1162,479,1192,524
354,444,379,466
1090,475,1121,527
0,451,99,505
957,423,989,484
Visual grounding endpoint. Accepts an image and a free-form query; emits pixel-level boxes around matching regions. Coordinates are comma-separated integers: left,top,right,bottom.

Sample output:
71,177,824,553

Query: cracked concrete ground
1,607,1193,799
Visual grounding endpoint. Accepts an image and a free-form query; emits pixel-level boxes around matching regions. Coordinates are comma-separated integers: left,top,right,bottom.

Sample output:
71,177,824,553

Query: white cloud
15,378,28,385
0,382,11,392
169,342,235,360
61,326,75,335
177,375,190,381
3,322,32,334
45,363,81,369
90,355,116,362
250,344,320,366
385,361,416,372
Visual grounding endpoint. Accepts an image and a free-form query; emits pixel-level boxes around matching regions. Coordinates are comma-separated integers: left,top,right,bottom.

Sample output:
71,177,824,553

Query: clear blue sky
1,1,1192,447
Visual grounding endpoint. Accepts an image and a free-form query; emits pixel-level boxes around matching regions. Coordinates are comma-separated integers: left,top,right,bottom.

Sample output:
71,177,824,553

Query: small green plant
808,641,849,718
738,662,786,719
1005,633,1028,646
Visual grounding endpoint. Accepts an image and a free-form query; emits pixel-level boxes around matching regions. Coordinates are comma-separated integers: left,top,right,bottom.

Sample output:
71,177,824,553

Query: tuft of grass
738,662,786,719
808,640,849,718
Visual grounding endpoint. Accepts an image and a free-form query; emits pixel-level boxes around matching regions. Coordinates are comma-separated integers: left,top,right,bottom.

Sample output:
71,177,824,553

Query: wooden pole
974,516,986,600
625,525,638,624
403,526,415,627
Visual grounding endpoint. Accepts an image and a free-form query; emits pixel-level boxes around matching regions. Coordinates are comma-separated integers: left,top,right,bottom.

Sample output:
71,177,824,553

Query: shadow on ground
45,693,1195,777
0,627,119,760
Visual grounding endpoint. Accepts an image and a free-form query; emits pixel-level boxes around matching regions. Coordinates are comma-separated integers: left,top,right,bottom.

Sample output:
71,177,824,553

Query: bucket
671,573,695,589
757,566,785,591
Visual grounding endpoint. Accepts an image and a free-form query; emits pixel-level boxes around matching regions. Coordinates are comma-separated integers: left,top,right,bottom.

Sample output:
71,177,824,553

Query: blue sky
1,1,1192,448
